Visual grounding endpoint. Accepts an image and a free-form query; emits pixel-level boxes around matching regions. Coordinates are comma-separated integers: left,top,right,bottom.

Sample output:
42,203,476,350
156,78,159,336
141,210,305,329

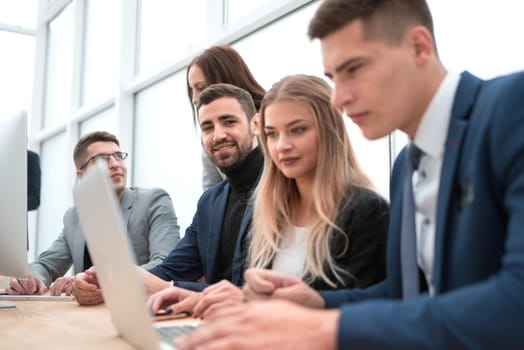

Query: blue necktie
401,143,423,300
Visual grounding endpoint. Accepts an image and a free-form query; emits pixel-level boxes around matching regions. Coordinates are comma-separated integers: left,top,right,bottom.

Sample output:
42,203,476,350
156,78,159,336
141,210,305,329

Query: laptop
73,159,200,350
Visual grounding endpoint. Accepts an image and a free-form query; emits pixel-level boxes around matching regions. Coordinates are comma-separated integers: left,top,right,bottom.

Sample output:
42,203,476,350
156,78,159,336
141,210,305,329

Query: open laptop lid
73,159,160,350
0,110,28,278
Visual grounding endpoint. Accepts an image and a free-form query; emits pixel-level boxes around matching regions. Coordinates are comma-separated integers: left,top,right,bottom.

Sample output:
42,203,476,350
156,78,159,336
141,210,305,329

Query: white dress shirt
412,72,461,295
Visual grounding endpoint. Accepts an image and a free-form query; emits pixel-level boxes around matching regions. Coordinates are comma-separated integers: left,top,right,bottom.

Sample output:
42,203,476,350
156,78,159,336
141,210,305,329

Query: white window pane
36,133,70,256
134,72,202,234
79,107,117,137
226,0,275,24
43,4,74,128
81,0,120,107
343,117,391,198
428,0,524,78
232,2,323,89
137,0,208,74
0,31,35,119
0,0,38,29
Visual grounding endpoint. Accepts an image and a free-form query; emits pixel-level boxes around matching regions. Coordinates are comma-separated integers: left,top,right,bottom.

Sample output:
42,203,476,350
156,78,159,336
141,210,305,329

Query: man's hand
49,276,74,296
137,267,172,295
243,268,325,309
148,286,201,315
72,268,103,305
6,274,48,295
174,300,339,350
193,280,243,318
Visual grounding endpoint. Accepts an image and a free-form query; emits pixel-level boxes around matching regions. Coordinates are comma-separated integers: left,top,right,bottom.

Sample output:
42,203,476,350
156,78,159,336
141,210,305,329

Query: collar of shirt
413,72,461,159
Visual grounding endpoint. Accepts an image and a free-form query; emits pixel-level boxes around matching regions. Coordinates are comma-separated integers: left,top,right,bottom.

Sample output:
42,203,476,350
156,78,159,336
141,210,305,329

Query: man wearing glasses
6,131,180,296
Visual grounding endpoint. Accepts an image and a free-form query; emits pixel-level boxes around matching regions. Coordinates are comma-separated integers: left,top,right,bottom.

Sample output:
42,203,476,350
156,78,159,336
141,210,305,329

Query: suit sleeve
148,211,204,283
29,210,74,286
139,189,180,270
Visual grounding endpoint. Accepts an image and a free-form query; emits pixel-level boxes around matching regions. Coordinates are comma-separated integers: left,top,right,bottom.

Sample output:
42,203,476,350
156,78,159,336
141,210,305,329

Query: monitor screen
0,110,28,279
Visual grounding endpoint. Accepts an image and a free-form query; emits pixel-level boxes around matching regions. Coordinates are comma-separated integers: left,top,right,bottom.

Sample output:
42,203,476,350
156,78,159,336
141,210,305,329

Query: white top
412,71,461,296
272,226,309,278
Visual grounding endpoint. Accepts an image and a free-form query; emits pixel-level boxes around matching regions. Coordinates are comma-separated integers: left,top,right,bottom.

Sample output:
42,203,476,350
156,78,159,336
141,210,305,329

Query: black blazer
309,187,389,290
257,187,389,290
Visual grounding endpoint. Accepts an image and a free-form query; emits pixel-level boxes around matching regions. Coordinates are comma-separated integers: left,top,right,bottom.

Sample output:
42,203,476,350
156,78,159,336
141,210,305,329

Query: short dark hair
197,83,257,122
73,131,119,169
308,0,434,45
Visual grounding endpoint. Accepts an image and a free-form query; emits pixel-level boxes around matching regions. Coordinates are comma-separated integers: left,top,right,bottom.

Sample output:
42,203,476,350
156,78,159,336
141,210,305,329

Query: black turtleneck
217,146,263,281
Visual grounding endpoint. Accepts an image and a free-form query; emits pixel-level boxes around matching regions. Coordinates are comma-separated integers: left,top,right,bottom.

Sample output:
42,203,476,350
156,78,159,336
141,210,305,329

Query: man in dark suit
173,1,524,349
27,150,41,211
73,84,263,307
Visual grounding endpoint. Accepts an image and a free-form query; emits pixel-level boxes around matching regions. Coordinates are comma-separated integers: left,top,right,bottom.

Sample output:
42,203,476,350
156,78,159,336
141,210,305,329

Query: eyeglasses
79,151,128,170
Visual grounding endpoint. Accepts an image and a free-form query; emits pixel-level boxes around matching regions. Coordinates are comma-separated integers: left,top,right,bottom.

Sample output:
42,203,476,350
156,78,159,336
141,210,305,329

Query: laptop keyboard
157,325,197,343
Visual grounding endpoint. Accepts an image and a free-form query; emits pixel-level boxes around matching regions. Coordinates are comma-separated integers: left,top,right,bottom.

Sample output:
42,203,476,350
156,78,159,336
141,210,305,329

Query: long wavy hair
250,74,373,288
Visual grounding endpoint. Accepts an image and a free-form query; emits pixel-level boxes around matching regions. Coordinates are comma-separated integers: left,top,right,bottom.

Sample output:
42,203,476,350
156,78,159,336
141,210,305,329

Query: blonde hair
250,74,373,288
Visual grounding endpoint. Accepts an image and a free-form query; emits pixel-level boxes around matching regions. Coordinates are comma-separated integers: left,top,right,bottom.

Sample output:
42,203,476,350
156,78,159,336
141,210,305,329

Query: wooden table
0,299,141,349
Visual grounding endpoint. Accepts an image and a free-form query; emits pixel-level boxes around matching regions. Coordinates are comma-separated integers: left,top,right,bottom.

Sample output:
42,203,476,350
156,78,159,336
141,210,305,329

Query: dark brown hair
187,45,265,124
308,0,434,45
73,131,119,169
197,83,257,122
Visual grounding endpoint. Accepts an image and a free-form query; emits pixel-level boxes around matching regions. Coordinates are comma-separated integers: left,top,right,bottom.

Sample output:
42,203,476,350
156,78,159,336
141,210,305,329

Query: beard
210,136,253,174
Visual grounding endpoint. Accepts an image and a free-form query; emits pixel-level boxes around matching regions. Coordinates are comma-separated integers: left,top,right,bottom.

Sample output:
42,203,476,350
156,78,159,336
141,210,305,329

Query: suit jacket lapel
206,184,230,279
72,210,87,272
433,72,482,293
119,188,133,227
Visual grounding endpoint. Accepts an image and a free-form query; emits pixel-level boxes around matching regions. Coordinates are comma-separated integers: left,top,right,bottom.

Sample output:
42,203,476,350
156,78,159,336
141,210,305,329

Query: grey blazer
201,149,225,191
30,187,180,286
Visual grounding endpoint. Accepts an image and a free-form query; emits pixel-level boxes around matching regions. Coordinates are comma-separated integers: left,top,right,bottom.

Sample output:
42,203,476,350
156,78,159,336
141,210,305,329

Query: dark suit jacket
321,71,524,349
300,187,389,290
27,150,41,211
149,180,253,291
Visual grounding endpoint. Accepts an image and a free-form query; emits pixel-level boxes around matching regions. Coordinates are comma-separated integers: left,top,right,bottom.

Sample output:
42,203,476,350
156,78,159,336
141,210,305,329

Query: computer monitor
0,110,28,280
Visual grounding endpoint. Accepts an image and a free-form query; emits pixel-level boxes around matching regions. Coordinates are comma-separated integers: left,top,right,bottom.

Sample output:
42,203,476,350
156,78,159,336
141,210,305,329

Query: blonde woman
250,74,388,290
149,74,388,317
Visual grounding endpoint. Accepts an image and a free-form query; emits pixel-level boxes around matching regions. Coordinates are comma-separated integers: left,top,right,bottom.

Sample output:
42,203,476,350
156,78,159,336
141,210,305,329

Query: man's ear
251,113,260,136
76,169,84,179
406,25,435,65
